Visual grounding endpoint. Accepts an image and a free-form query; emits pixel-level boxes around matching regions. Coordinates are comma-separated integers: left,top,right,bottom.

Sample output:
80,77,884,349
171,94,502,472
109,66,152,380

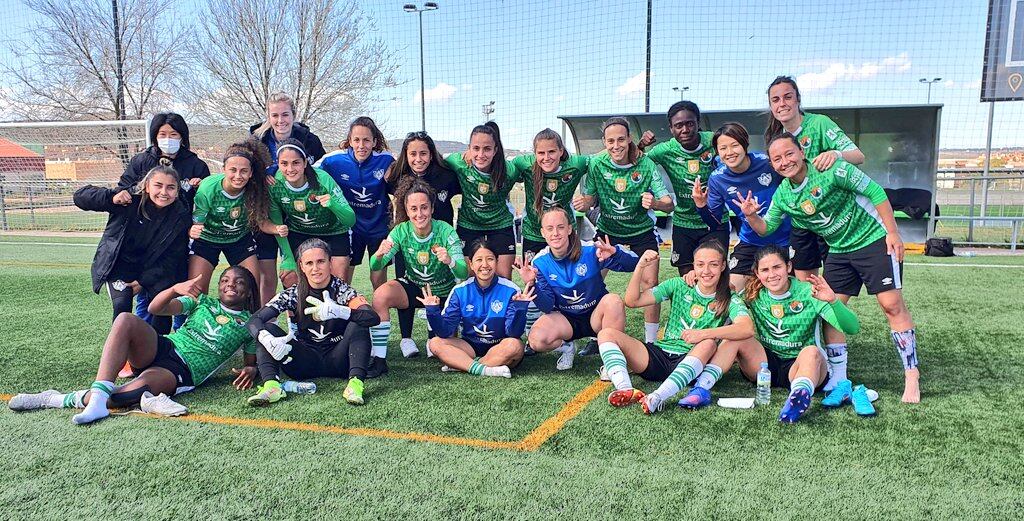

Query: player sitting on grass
517,206,638,371
423,239,533,378
9,267,260,424
596,241,754,411
245,238,380,406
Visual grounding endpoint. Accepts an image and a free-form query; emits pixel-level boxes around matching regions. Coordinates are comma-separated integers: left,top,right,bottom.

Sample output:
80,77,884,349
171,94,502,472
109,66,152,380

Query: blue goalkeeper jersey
317,149,394,238
425,277,528,346
531,242,638,316
698,151,791,247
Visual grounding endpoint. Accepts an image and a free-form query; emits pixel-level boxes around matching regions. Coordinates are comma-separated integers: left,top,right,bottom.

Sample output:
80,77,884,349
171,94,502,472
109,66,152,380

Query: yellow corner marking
516,379,610,451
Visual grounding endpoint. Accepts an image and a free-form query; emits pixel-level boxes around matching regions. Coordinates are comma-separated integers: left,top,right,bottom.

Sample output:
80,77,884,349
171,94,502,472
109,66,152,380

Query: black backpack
925,237,954,257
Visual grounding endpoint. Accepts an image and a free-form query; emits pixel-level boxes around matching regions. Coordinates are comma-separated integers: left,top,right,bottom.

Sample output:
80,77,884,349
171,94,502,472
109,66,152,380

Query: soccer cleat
555,341,575,371
851,385,877,417
343,377,364,405
578,339,599,356
821,379,852,408
778,389,812,424
598,365,611,382
523,343,537,356
400,338,420,358
677,387,712,410
8,390,61,411
117,361,135,379
247,381,286,407
607,388,645,407
140,392,187,417
641,392,666,415
366,357,389,378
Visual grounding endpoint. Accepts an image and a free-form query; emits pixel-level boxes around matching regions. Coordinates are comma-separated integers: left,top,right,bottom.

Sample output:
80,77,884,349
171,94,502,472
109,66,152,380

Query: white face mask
158,137,181,156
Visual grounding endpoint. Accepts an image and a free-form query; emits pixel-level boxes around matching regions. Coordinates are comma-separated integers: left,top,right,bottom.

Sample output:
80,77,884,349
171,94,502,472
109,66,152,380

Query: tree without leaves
189,0,399,139
2,0,189,121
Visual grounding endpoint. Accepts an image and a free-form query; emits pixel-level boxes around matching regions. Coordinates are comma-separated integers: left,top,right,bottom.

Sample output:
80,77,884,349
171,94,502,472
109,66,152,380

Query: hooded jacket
248,120,327,166
118,114,210,210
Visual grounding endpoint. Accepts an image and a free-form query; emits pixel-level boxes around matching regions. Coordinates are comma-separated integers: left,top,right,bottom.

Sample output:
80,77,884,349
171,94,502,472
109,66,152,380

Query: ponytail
743,244,791,304
764,76,802,144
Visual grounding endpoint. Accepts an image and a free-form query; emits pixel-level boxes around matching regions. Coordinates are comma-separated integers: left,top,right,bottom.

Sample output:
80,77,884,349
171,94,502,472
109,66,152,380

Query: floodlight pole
111,0,125,120
405,3,439,131
643,0,652,112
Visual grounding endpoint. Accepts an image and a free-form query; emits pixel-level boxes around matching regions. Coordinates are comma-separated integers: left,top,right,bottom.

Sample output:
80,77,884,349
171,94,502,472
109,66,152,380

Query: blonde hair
134,165,179,219
253,92,297,140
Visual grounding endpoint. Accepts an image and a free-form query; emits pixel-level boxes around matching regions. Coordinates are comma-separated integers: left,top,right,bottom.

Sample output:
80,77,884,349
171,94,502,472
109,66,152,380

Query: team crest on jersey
373,169,386,180
630,170,643,183
491,300,503,313
800,200,816,215
687,159,700,174
758,172,772,187
789,301,804,313
700,150,714,163
561,173,573,183
293,199,307,212
229,207,242,219
438,190,449,202
689,303,705,320
215,315,230,325
417,251,430,265
671,252,680,263
799,136,811,149
771,304,785,319
810,187,823,200
546,179,558,192
614,177,627,193
576,263,587,276
477,182,489,194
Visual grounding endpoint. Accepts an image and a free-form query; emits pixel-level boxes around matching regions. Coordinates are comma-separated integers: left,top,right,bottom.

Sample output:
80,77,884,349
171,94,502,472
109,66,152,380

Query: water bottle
755,362,771,406
282,380,317,394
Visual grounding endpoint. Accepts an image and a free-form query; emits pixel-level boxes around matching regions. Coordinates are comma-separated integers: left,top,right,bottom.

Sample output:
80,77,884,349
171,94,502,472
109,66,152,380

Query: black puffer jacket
249,121,327,164
118,115,210,210
73,186,191,295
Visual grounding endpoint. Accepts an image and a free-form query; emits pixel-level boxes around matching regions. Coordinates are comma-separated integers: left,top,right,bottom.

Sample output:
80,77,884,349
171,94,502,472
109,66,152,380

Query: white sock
790,376,814,396
653,355,703,399
370,321,390,359
824,343,848,390
694,364,723,391
482,365,512,378
72,380,114,425
644,322,660,343
598,342,631,391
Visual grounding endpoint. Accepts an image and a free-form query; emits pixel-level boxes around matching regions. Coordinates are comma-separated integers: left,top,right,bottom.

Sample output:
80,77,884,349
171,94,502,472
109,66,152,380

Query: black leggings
256,322,371,382
107,281,170,334
393,255,415,338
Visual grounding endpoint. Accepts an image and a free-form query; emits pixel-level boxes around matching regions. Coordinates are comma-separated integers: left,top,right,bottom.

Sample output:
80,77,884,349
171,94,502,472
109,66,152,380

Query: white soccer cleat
400,338,421,358
598,365,611,382
8,390,61,411
483,365,512,379
140,392,187,417
440,365,456,372
555,341,575,371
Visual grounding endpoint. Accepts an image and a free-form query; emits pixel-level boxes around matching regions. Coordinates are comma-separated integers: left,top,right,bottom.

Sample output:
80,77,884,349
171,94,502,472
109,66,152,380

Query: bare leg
876,288,919,403
526,312,573,352
188,255,215,294
257,258,277,305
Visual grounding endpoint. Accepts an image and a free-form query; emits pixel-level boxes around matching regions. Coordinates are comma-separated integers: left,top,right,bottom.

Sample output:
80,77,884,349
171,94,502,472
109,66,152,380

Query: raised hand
315,194,332,207
304,290,346,321
808,274,837,303
416,284,440,307
732,190,762,217
172,275,203,298
112,190,132,205
515,258,537,286
639,130,656,149
641,192,654,210
638,249,659,269
691,177,708,207
812,150,840,171
374,238,394,259
189,224,205,240
595,234,617,262
432,245,451,265
512,284,536,302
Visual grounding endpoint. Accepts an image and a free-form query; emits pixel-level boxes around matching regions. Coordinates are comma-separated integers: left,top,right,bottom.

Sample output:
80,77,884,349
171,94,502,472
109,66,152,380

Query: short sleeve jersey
512,154,589,242
764,161,887,253
445,153,519,231
192,174,249,243
267,168,353,236
265,276,360,346
379,220,464,297
583,152,670,238
645,131,725,229
166,294,255,384
652,278,748,355
795,112,857,161
746,278,839,359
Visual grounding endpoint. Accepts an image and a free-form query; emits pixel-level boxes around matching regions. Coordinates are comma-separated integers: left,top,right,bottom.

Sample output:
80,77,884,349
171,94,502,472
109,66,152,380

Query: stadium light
918,77,942,103
405,2,440,131
672,86,689,101
482,101,495,123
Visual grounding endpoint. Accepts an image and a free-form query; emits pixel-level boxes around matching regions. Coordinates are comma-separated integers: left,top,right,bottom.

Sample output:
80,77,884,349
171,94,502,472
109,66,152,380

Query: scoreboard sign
982,0,1024,101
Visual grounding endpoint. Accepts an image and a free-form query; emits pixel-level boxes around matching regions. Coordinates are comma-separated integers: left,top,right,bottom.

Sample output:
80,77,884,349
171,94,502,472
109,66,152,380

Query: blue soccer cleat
677,387,712,410
821,379,852,408
779,389,812,424
851,384,877,417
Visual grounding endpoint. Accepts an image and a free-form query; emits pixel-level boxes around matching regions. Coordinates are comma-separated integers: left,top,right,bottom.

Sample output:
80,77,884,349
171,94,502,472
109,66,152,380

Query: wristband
833,150,843,161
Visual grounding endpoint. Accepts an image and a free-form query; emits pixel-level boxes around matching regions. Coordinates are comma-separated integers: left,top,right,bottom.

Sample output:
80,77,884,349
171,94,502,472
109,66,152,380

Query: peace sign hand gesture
732,190,762,217
808,274,837,303
514,258,537,286
416,284,441,307
512,284,537,302
595,234,617,262
691,177,708,208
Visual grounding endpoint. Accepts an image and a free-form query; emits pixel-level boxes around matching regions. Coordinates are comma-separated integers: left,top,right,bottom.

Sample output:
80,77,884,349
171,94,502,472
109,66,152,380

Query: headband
277,143,308,160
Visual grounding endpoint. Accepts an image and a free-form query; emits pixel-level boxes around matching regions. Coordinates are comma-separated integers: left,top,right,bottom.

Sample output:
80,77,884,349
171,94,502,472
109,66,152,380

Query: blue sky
1,0,1020,150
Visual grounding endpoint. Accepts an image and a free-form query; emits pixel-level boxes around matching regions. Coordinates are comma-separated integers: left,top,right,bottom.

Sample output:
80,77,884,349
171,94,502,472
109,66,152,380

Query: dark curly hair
223,138,272,230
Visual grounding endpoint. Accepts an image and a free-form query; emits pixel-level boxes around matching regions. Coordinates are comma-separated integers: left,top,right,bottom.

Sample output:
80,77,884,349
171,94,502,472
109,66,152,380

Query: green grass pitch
2,234,1023,519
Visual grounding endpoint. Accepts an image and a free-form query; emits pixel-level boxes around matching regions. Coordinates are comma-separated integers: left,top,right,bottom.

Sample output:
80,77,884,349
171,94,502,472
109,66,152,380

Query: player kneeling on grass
517,206,639,371
422,239,532,378
245,239,380,406
10,267,260,424
599,241,755,411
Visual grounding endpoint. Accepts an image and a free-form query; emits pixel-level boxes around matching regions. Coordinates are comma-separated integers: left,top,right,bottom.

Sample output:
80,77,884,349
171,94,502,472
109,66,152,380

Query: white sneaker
555,341,575,371
140,392,187,417
8,390,61,411
440,365,456,372
400,338,421,358
598,365,611,382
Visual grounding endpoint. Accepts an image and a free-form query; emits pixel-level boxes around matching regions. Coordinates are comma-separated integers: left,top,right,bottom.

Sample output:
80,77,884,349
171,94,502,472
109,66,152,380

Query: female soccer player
251,92,327,305
446,122,519,278
575,117,673,345
9,267,261,424
423,239,531,378
188,139,271,295
245,239,380,406
316,116,395,287
263,139,356,288
739,133,920,403
594,241,753,411
74,165,191,335
693,122,790,290
517,206,638,371
385,131,461,225
638,101,729,276
368,180,468,370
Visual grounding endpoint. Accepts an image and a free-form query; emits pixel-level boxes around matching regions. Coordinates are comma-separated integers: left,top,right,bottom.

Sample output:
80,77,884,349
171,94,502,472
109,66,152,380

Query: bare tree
189,0,399,136
1,0,189,121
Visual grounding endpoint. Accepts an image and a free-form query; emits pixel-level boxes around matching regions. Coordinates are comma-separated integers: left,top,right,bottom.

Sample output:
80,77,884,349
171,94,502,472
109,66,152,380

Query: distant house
0,138,45,181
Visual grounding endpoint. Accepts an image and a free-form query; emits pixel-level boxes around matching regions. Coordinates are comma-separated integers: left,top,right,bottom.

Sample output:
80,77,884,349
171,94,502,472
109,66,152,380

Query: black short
458,225,517,257
145,336,195,392
603,230,659,256
350,233,387,267
637,342,685,382
285,231,351,259
255,231,278,261
395,277,425,309
824,237,903,296
671,226,730,268
790,228,829,271
561,310,597,341
751,348,828,391
729,241,760,276
189,235,257,268
522,237,548,262
466,340,496,358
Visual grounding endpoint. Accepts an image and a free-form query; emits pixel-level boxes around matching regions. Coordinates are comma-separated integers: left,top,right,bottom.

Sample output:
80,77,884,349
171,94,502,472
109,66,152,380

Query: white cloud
413,82,457,103
461,84,474,91
797,53,911,92
554,95,565,102
615,71,649,98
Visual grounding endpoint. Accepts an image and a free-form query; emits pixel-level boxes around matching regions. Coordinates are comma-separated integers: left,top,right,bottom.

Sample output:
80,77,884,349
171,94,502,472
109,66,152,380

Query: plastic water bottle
282,381,317,394
755,362,771,406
